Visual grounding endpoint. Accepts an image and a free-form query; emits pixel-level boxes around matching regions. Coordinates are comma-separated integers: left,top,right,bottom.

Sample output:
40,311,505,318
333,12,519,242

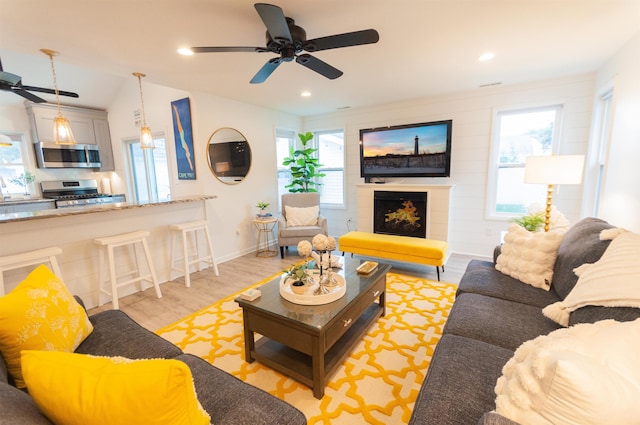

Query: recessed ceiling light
177,48,194,56
301,91,311,97
478,52,495,62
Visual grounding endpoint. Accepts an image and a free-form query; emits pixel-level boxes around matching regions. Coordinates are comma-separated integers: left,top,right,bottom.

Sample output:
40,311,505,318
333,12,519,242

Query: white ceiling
1,0,639,116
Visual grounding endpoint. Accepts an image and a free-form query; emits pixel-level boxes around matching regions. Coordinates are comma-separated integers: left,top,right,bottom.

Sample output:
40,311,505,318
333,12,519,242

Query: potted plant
284,264,310,294
256,201,271,218
512,211,545,232
282,131,325,193
8,171,36,196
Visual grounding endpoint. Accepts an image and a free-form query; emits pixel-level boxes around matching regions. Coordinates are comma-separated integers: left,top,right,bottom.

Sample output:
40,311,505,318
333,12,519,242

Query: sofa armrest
318,215,328,232
478,412,521,425
493,245,502,264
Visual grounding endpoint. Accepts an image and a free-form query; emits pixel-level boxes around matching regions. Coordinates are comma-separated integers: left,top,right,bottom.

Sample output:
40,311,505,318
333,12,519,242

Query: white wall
304,74,596,257
105,80,301,261
593,33,640,232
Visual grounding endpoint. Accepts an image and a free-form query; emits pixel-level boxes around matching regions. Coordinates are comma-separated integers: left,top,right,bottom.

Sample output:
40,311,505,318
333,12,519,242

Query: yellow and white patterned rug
157,272,456,425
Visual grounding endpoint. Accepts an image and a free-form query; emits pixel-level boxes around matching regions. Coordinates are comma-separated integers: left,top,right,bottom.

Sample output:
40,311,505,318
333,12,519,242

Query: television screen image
360,120,452,179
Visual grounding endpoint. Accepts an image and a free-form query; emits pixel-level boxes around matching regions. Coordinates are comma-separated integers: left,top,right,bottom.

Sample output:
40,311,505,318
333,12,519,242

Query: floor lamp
524,155,585,232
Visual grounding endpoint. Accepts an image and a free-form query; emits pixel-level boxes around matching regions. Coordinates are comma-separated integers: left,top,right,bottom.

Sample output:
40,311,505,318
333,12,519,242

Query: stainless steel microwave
34,142,101,169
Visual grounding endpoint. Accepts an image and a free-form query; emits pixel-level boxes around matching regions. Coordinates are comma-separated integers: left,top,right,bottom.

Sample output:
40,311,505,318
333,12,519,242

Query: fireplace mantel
355,184,454,242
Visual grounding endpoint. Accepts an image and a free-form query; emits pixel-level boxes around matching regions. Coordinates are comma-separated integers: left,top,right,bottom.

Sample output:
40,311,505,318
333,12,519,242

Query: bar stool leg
181,229,191,287
141,237,162,298
203,225,219,276
107,245,119,310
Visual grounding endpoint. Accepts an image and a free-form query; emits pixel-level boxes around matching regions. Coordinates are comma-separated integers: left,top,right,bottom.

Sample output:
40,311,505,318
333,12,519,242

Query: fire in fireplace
373,191,427,238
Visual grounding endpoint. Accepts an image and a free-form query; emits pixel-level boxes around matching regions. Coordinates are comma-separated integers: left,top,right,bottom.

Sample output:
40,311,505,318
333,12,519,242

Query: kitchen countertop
0,195,217,224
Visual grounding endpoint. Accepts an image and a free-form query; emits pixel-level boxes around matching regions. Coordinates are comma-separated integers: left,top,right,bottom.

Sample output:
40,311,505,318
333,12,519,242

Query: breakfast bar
0,195,216,309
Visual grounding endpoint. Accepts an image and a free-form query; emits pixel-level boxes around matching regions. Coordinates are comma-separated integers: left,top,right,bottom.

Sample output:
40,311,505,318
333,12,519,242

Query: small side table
252,217,278,257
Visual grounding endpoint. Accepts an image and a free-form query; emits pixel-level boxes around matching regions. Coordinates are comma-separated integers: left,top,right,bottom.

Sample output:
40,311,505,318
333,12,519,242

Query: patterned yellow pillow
21,351,211,425
0,264,93,388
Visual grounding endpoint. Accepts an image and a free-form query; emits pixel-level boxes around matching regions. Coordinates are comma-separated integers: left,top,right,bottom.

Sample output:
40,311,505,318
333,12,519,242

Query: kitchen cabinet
25,103,115,171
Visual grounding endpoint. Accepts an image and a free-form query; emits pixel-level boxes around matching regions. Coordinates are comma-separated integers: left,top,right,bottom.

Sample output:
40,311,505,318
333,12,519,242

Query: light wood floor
88,250,483,331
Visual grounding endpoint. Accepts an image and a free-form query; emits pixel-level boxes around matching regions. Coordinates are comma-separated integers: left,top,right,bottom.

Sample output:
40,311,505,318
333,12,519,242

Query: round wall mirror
206,127,252,184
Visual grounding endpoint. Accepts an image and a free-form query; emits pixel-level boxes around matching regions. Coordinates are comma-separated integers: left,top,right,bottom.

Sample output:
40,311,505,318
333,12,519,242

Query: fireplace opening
373,191,427,238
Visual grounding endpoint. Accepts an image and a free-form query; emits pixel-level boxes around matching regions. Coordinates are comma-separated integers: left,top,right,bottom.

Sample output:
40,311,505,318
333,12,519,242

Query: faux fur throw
496,224,565,290
543,228,640,326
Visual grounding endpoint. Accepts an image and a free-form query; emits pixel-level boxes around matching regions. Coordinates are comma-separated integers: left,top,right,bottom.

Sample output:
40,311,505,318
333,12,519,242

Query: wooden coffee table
235,257,391,398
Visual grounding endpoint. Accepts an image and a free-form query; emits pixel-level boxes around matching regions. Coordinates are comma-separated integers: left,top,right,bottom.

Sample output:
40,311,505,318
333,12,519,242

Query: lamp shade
524,155,585,185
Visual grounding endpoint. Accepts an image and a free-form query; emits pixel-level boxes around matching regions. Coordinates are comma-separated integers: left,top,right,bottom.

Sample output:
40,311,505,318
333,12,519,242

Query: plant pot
291,281,307,295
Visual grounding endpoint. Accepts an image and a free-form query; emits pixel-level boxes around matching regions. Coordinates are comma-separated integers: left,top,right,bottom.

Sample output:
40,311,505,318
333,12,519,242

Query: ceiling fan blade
189,46,268,53
295,54,343,80
250,57,282,84
304,29,380,52
22,85,79,98
254,3,292,44
11,87,46,103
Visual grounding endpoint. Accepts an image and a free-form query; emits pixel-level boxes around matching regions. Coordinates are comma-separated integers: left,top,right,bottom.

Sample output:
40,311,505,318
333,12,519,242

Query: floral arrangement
285,234,338,295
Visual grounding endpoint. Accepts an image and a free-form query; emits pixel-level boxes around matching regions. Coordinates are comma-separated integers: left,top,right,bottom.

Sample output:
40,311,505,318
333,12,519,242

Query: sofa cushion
569,305,640,326
443,293,561,351
551,217,614,299
21,350,210,425
543,230,640,326
176,353,307,425
0,265,94,388
408,334,514,425
0,382,54,425
75,309,182,359
457,260,561,308
495,224,565,290
495,319,640,425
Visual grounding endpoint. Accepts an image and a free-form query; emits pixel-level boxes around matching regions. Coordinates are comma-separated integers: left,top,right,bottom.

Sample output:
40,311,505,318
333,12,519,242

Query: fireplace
373,191,427,238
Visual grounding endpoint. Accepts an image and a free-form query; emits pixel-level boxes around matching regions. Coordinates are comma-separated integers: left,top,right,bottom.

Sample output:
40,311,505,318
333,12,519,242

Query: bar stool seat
94,230,162,309
170,220,219,287
0,247,64,295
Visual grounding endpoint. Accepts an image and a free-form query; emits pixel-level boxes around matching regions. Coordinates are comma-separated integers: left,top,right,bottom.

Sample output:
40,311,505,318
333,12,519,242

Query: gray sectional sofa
0,302,306,425
408,217,640,425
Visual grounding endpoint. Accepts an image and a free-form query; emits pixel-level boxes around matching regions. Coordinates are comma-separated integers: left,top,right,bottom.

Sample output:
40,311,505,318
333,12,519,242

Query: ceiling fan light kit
41,48,77,145
183,3,379,84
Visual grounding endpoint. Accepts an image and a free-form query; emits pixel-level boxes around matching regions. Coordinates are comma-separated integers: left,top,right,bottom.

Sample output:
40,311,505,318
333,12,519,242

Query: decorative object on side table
255,200,272,218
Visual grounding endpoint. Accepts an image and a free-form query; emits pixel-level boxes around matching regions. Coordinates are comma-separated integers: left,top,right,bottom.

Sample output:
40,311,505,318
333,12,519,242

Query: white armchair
278,193,328,258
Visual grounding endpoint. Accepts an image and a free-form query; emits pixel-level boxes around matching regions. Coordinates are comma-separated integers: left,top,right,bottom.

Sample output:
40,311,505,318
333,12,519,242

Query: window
487,105,562,218
593,89,613,216
0,133,34,197
275,128,295,210
275,128,345,209
124,133,171,203
316,130,345,207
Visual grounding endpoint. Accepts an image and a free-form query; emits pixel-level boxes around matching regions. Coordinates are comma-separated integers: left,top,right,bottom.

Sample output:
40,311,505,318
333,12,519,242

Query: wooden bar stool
0,247,64,295
170,220,219,287
94,230,162,309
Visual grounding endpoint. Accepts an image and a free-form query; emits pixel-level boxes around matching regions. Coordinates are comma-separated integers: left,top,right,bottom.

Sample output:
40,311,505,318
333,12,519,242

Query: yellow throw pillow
21,351,211,425
0,264,93,388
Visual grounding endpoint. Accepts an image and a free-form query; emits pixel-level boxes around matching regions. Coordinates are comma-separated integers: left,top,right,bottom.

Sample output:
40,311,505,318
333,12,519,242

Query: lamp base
544,184,554,232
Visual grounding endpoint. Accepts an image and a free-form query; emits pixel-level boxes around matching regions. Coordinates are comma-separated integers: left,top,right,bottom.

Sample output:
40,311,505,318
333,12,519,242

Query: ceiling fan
0,57,79,103
182,3,380,84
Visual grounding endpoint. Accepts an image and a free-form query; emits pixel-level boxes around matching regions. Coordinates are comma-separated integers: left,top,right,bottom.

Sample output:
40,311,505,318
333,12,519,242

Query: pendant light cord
135,73,148,127
45,51,62,116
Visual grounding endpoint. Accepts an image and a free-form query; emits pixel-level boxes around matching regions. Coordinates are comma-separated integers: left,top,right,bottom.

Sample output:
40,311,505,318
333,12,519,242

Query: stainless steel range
41,180,126,208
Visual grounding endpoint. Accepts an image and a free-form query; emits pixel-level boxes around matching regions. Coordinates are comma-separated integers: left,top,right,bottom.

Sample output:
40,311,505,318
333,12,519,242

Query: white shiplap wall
304,74,596,258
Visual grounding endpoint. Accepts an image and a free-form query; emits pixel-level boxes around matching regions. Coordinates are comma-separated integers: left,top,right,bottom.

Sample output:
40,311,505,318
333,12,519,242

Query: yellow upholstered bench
338,231,448,280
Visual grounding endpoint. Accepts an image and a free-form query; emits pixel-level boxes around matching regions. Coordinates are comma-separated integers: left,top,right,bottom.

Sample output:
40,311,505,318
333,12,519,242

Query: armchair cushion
285,205,319,226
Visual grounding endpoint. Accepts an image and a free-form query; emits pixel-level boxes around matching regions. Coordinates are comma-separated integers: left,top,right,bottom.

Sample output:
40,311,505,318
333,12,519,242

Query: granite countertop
0,195,217,224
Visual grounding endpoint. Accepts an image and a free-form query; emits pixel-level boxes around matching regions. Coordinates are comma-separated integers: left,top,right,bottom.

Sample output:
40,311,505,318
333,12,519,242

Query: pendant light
41,49,77,145
133,72,155,149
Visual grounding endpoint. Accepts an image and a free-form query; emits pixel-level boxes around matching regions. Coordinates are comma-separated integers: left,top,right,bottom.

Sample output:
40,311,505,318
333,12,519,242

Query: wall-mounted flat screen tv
360,120,452,180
